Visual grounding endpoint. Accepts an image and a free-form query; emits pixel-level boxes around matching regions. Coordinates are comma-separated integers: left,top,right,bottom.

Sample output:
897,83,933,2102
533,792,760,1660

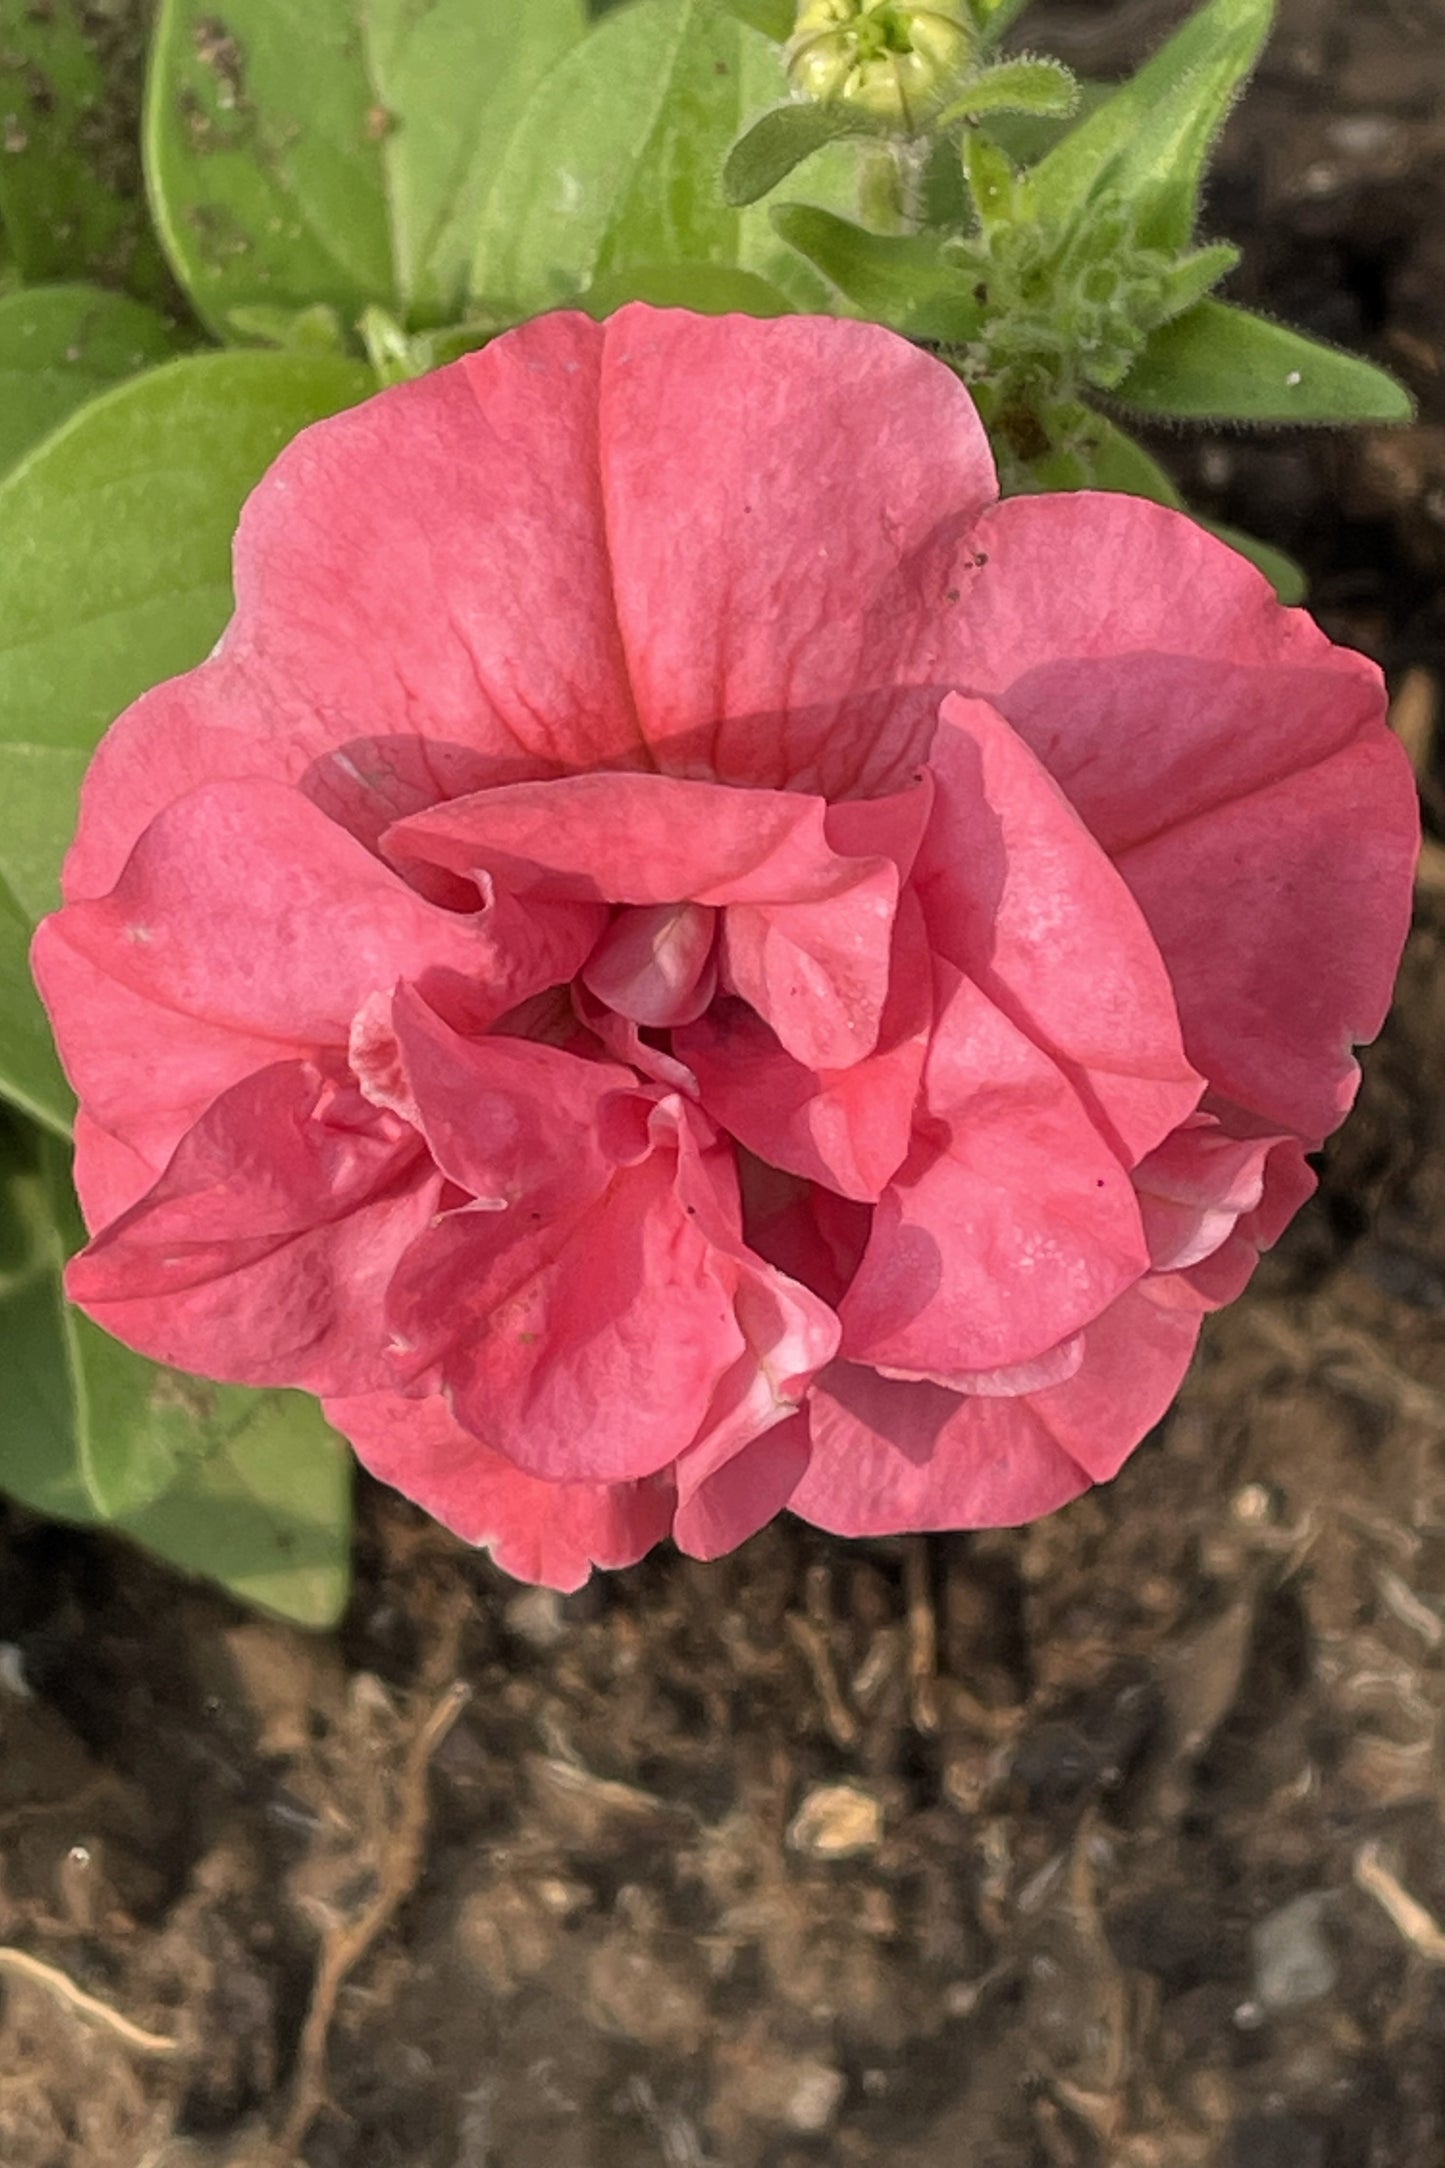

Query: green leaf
0,285,178,481
936,56,1077,128
1025,0,1273,250
981,77,1112,166
0,875,74,1135
1199,519,1307,604
0,0,170,299
962,128,1021,231
0,352,369,1131
581,263,794,316
721,0,794,36
723,100,880,208
1150,241,1240,325
1008,408,1307,602
143,0,587,335
471,0,853,315
117,1388,353,1625
0,1123,352,1623
771,203,983,339
0,744,91,920
1114,299,1414,423
0,350,373,757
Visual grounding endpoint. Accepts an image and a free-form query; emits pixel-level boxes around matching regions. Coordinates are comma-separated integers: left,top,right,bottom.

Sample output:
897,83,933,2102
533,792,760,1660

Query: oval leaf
471,0,854,315
0,284,176,480
0,1123,352,1623
144,0,587,334
1114,299,1414,424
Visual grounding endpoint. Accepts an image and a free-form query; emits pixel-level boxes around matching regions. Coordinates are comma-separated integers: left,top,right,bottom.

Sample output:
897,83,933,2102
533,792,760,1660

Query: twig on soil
1354,1840,1445,1963
265,1678,471,2166
903,1539,940,1736
785,1612,860,1748
1388,667,1445,891
0,1944,182,2058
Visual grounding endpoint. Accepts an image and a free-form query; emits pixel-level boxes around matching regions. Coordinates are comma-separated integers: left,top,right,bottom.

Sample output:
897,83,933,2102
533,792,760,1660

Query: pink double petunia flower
33,307,1418,1588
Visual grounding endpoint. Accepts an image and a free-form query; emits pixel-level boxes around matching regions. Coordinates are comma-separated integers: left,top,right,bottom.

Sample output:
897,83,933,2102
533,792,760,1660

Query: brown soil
3,2,1444,2163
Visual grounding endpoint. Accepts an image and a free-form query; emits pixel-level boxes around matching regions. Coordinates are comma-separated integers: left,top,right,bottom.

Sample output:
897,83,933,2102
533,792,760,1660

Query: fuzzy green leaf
1115,299,1414,423
1025,0,1273,250
937,57,1078,129
771,203,983,339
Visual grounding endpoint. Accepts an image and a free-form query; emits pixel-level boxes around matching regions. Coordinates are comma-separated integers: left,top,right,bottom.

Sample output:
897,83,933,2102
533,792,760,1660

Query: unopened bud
786,0,973,128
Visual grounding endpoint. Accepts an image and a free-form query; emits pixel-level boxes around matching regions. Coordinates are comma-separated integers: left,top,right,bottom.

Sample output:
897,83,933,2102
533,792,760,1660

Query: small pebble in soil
1250,1892,1339,2013
787,1781,884,1859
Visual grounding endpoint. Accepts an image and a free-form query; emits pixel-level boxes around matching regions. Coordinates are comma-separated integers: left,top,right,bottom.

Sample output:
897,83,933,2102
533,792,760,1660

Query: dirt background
3,2,1445,2162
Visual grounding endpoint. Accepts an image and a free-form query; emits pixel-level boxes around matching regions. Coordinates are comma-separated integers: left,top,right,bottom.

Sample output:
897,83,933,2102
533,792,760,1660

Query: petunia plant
0,0,1418,1620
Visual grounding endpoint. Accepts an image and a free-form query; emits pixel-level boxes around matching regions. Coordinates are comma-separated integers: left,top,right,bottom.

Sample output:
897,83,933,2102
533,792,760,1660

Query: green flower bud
786,0,974,129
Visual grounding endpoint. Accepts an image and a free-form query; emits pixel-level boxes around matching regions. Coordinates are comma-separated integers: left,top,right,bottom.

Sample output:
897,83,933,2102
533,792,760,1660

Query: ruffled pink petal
591,307,997,795
66,1062,439,1394
36,779,598,1193
720,863,898,1071
791,1364,1090,1535
386,772,861,905
680,893,932,1202
840,962,1150,1379
582,903,718,1027
916,694,1202,1165
372,985,637,1216
385,1098,828,1487
672,1412,811,1561
1133,1112,1287,1274
1115,734,1417,1141
1168,1134,1317,1310
326,1387,674,1591
793,1276,1201,1533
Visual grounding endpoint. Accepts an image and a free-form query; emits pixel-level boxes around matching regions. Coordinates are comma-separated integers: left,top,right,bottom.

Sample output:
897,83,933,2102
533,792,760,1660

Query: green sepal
1115,299,1414,423
723,100,883,208
962,131,1020,232
936,57,1078,129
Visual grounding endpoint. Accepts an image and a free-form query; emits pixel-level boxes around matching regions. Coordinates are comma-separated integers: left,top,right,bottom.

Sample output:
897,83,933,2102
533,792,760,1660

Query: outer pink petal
326,1387,673,1591
840,963,1150,1378
956,494,1389,854
1114,735,1417,1141
916,694,1202,1165
63,318,644,897
672,1412,811,1561
792,1365,1090,1535
594,307,997,794
66,1062,439,1394
1016,1281,1203,1482
36,779,596,1198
